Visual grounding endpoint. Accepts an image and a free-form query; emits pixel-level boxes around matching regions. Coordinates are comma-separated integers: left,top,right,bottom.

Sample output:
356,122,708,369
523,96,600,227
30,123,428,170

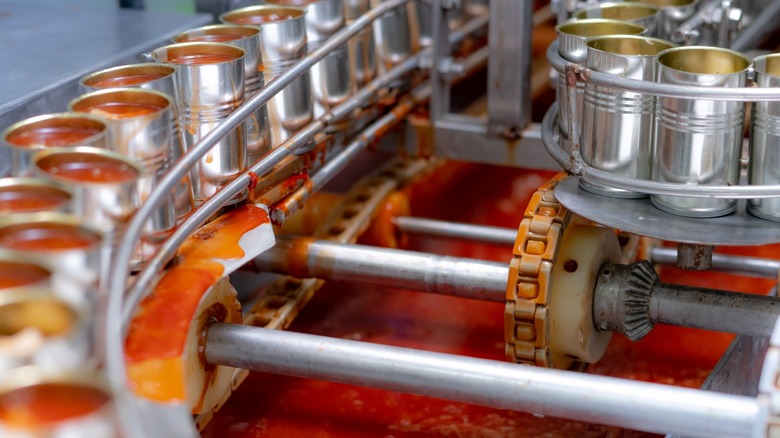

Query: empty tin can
220,5,313,147
0,178,72,214
748,53,780,222
80,63,195,222
574,2,660,37
555,19,646,147
1,113,108,177
172,25,273,166
0,288,91,374
651,46,751,217
580,35,675,198
346,3,378,90
371,0,421,74
145,42,248,205
625,0,698,41
0,367,116,438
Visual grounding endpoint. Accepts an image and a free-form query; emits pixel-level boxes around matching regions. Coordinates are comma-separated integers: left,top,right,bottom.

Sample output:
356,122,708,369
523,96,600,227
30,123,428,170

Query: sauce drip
5,127,101,148
90,74,166,88
167,53,237,65
84,102,162,119
43,160,138,184
0,186,70,213
0,223,100,252
125,205,270,366
0,261,49,289
0,383,109,428
177,34,244,43
228,12,297,24
247,172,259,202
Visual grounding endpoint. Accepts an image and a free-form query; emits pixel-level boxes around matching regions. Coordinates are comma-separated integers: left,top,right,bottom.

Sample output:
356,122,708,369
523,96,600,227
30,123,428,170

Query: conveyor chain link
505,172,571,368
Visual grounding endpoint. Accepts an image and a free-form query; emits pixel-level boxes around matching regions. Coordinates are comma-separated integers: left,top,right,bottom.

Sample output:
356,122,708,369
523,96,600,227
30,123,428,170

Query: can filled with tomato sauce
0,178,72,215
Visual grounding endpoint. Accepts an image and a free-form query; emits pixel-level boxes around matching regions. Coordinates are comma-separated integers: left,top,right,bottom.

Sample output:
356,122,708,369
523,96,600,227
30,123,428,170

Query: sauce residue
42,160,138,184
247,172,259,202
228,12,297,24
90,74,166,88
0,383,109,428
125,205,269,402
0,261,49,289
0,223,100,252
0,186,70,213
167,53,237,65
5,127,101,148
177,34,244,43
84,102,162,119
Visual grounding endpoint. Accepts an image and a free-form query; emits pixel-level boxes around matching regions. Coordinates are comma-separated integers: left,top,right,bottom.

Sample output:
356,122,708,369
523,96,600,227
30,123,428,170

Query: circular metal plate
555,176,780,246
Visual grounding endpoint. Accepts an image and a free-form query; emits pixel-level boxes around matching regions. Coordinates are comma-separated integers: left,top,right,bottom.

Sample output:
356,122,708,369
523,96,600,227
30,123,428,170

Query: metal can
345,0,377,96
625,0,698,41
79,63,195,222
172,25,272,167
145,42,248,205
748,53,780,221
573,2,660,37
220,5,313,148
371,0,420,74
0,178,72,214
580,35,675,198
651,46,751,217
1,113,108,177
555,19,646,147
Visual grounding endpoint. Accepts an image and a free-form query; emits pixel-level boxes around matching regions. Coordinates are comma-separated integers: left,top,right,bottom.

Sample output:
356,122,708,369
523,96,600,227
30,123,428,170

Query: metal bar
652,283,780,338
205,323,760,438
732,1,780,53
253,237,508,303
430,0,451,122
393,216,516,245
487,0,533,136
271,83,432,224
651,247,780,279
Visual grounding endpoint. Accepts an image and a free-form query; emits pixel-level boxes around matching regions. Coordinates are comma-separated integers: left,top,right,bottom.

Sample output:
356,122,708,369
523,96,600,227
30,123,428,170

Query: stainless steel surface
0,2,211,177
371,0,420,74
749,54,780,222
676,243,714,271
702,332,770,396
486,0,533,137
580,35,674,198
253,237,508,302
652,46,751,217
573,2,660,37
393,216,517,245
146,42,248,205
650,246,780,278
205,323,760,438
554,175,780,246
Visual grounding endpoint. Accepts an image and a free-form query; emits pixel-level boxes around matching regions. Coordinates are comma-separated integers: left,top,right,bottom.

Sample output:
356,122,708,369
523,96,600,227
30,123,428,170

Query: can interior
0,183,71,214
658,48,750,74
173,25,259,43
0,261,51,290
82,64,175,88
626,0,695,7
0,381,110,428
36,150,140,185
157,42,245,64
0,221,102,252
221,5,305,25
756,55,780,77
71,89,170,113
0,298,75,337
575,4,658,21
3,115,106,148
558,20,646,38
588,36,675,56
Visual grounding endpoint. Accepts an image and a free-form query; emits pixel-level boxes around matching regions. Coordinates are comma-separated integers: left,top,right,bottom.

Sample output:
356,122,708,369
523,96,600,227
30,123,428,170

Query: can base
651,195,737,219
579,180,648,199
747,203,780,223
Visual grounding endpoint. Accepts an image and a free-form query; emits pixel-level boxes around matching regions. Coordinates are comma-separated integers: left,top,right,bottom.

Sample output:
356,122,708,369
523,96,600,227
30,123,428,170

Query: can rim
33,146,143,187
1,113,108,152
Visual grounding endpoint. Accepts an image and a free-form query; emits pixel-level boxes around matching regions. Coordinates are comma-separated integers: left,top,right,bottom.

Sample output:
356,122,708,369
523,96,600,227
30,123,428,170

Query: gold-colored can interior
626,0,696,7
557,19,646,38
658,47,751,74
0,297,76,337
588,35,675,56
574,3,658,21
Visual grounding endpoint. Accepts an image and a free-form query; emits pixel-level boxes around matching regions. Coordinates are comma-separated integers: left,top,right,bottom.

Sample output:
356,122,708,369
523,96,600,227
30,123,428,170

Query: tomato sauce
40,158,138,184
227,12,298,25
0,261,49,290
204,163,747,438
0,383,109,429
177,34,245,43
5,127,101,148
0,223,99,252
168,53,238,65
89,74,167,88
0,185,70,213
83,102,162,119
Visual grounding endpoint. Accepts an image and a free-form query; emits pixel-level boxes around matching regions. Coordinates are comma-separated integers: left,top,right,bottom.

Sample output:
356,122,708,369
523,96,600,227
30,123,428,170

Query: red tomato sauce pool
204,163,762,438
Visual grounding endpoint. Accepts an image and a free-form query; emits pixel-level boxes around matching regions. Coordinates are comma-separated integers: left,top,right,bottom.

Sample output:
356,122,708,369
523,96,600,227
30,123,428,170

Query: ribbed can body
749,54,780,221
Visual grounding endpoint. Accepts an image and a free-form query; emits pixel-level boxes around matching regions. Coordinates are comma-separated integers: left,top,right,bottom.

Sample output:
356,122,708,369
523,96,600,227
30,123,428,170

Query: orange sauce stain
125,205,269,402
0,383,109,428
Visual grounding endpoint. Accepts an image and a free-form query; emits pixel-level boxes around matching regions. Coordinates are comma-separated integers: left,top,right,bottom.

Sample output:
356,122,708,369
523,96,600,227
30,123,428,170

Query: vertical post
487,0,533,137
430,0,453,122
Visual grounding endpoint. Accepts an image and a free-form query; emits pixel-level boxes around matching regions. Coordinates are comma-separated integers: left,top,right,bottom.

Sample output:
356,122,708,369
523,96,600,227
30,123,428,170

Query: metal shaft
651,246,780,279
205,323,758,438
393,216,516,245
254,237,508,302
652,283,780,338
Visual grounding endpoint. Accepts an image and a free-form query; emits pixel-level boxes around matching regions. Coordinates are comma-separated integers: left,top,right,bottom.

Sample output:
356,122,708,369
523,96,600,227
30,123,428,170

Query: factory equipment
3,0,780,436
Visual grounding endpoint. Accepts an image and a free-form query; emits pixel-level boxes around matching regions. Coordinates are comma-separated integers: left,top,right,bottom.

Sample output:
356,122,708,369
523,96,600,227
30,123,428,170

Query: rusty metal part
194,156,438,429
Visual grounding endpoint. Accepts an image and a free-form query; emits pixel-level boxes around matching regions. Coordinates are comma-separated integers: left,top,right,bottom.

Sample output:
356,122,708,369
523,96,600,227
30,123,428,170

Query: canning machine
2,0,780,436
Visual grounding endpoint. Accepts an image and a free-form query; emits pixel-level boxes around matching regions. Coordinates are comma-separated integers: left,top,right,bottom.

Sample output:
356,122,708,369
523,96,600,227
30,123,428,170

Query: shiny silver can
651,46,751,217
0,177,72,215
625,0,698,41
573,2,660,37
146,42,247,205
345,0,377,89
79,63,194,221
748,54,780,221
1,113,108,177
371,0,420,74
580,35,675,198
555,19,646,147
220,6,312,148
172,25,272,166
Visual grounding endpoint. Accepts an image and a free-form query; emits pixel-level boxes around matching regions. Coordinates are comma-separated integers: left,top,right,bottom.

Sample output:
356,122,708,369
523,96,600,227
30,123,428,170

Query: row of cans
556,11,780,220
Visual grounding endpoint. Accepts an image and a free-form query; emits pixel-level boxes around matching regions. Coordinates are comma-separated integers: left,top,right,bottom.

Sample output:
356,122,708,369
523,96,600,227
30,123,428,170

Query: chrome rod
393,216,516,245
253,237,508,302
651,246,780,279
205,323,759,438
730,1,780,52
